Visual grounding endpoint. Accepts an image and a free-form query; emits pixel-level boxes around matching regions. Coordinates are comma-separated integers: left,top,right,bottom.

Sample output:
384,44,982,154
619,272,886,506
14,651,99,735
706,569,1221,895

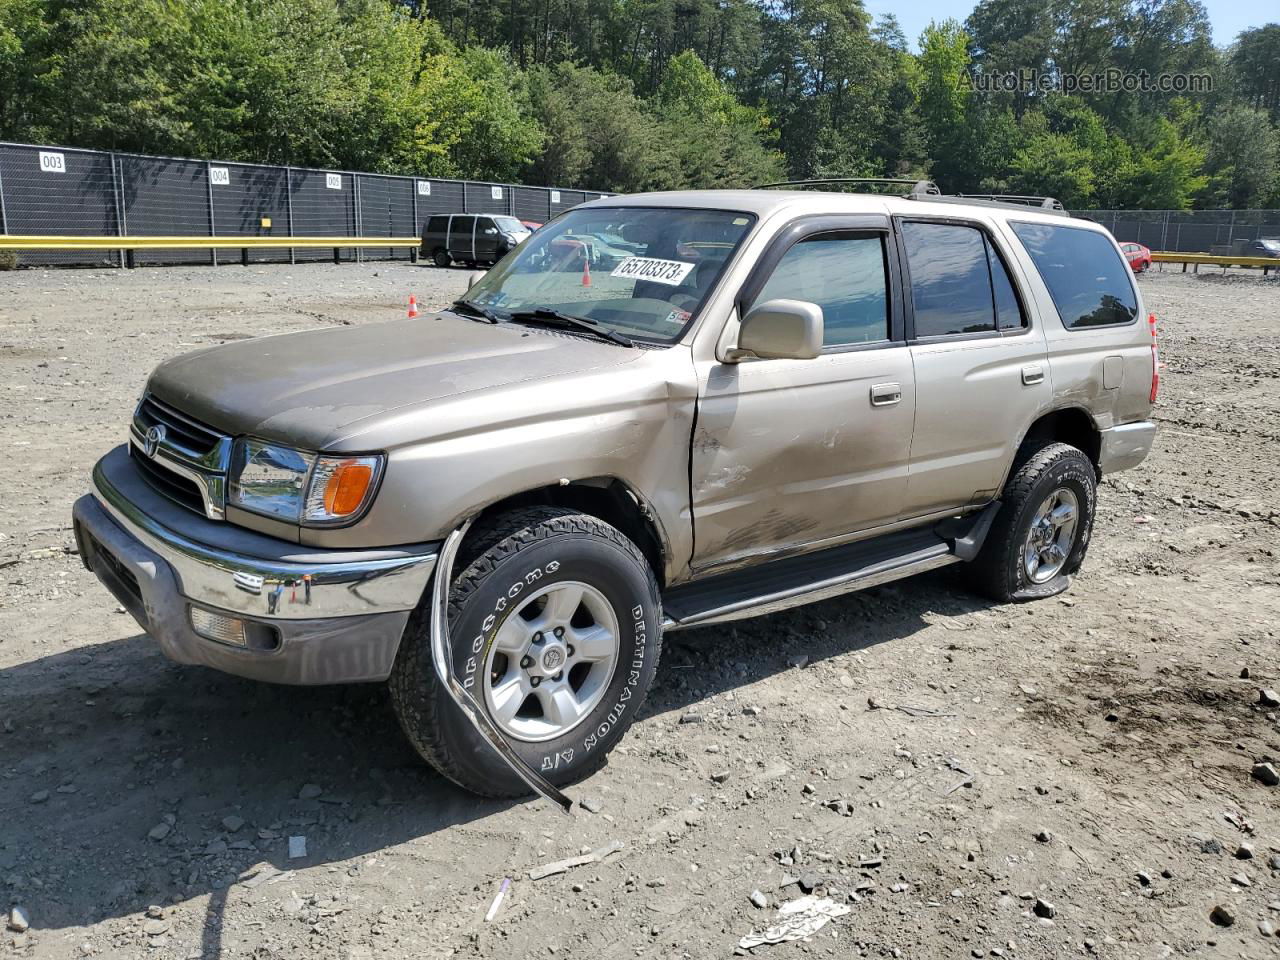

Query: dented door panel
689,348,915,574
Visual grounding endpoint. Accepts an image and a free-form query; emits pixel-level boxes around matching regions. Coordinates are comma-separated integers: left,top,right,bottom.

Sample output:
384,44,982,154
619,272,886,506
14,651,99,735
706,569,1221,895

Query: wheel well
1018,408,1101,474
469,480,668,587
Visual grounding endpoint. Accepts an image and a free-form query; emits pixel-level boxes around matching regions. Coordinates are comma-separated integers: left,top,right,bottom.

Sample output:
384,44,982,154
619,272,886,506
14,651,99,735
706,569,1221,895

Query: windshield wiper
507,309,635,347
449,298,501,323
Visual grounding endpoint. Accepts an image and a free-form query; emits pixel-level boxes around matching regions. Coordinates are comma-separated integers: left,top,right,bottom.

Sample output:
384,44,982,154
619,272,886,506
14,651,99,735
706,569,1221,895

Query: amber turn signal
323,460,375,516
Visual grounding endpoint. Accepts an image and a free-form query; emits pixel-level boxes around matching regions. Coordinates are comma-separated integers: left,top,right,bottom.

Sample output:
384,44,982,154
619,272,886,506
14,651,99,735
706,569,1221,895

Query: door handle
1021,364,1045,385
870,382,902,406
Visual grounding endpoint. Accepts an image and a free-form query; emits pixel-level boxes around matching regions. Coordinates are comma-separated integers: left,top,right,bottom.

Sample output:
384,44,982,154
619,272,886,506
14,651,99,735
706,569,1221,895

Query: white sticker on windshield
611,256,695,286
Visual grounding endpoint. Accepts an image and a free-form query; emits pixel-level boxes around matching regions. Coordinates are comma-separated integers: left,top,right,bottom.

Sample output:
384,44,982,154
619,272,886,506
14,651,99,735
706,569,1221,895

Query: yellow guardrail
0,235,419,250
1152,251,1280,270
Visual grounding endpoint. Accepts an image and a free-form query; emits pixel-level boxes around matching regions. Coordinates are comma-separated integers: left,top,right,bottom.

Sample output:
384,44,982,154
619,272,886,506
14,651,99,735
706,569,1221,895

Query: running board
662,504,999,630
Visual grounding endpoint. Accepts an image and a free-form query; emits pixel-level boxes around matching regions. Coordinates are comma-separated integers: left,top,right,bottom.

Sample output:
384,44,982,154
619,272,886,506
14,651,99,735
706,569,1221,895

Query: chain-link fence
1078,209,1280,253
0,141,610,267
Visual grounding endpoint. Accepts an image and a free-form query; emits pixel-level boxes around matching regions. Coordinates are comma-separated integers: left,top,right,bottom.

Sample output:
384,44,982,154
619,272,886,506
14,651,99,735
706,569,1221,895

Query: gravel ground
1,261,1279,960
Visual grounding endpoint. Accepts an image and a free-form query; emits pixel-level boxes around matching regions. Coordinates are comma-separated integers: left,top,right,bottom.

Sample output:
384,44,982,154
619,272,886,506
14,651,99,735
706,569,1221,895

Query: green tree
918,19,973,188
1230,24,1280,122
1200,104,1279,208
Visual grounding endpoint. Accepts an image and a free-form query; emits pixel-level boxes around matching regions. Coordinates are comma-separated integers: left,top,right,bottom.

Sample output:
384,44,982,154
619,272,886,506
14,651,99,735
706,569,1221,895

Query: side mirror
726,299,823,362
467,270,485,289
484,228,498,235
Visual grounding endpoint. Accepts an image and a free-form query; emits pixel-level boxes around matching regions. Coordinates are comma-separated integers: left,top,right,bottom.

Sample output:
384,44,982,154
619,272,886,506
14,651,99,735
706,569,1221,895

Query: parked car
1209,237,1280,260
74,189,1157,805
421,213,532,267
1120,242,1152,272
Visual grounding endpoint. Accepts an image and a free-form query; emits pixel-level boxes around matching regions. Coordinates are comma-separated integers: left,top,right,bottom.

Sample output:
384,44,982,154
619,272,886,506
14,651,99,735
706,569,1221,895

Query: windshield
463,206,756,343
495,216,526,234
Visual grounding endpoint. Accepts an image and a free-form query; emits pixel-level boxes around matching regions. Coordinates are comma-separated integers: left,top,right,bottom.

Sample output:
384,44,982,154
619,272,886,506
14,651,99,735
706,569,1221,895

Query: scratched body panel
689,347,916,573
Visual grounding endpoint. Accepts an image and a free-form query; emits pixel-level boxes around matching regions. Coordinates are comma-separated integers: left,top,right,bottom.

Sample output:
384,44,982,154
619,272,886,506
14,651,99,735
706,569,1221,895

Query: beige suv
73,183,1157,807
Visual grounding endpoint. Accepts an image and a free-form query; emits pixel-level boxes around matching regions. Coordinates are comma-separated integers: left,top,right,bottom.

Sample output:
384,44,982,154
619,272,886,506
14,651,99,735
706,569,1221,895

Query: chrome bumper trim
90,455,437,620
1098,420,1156,475
429,520,573,814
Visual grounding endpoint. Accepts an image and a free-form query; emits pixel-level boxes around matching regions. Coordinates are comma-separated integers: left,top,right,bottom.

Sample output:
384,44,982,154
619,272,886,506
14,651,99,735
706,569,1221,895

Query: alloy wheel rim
481,580,620,743
1022,487,1079,584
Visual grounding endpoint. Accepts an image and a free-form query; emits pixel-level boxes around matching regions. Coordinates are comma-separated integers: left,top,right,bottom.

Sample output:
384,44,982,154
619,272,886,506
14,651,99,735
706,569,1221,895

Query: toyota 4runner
73,183,1157,807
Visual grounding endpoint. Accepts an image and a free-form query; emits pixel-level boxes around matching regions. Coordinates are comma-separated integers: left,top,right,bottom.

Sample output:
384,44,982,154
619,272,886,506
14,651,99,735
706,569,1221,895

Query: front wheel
968,442,1097,602
389,507,663,797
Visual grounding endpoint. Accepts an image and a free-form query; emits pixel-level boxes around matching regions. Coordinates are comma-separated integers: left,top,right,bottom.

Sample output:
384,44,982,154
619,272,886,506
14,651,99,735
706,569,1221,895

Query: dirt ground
1,259,1278,960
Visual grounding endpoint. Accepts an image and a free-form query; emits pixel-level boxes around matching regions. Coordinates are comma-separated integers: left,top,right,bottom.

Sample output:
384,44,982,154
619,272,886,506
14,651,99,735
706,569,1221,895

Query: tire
968,442,1096,603
432,248,451,268
389,507,663,798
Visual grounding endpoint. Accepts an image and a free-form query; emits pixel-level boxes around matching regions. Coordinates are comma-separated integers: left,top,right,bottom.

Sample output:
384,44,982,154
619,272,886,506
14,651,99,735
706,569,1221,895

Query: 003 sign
39,151,66,173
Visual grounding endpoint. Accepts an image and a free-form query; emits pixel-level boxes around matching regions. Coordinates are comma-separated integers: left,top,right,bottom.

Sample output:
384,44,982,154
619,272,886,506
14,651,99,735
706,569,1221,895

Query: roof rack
952,193,1065,211
757,177,941,198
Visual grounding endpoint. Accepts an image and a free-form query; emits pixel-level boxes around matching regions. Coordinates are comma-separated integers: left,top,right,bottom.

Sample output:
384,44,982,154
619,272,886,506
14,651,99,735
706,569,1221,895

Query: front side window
748,232,889,347
1011,222,1138,328
464,207,756,343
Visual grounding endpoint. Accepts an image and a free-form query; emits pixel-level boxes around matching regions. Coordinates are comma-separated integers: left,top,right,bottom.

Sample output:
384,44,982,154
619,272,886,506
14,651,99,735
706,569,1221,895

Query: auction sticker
611,257,695,285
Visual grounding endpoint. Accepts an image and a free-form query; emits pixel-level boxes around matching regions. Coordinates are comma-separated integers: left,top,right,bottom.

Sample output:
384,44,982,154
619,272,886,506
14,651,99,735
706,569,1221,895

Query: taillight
1148,312,1159,404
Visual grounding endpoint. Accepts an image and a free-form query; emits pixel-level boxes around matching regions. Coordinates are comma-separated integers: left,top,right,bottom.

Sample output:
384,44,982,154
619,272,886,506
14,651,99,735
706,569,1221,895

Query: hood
147,313,644,450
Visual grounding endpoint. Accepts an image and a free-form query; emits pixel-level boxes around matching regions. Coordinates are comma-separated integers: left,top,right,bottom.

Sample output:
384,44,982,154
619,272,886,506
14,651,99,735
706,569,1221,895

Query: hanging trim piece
429,520,574,814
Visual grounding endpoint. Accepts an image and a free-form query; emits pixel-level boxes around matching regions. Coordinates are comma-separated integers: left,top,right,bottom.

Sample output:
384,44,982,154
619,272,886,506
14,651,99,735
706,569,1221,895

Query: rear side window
988,240,1025,330
1011,222,1138,328
449,216,475,245
426,215,448,234
750,232,889,347
901,222,1006,337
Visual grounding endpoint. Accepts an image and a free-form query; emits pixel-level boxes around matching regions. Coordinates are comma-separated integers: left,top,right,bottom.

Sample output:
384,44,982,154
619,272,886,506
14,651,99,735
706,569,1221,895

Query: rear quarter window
1011,222,1138,329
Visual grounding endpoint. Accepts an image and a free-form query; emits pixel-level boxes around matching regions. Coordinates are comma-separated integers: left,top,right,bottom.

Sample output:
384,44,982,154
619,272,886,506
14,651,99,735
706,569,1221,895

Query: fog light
189,607,247,647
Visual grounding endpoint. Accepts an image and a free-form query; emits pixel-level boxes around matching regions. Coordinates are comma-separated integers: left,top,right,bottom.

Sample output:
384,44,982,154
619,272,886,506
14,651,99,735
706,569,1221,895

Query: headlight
229,439,383,526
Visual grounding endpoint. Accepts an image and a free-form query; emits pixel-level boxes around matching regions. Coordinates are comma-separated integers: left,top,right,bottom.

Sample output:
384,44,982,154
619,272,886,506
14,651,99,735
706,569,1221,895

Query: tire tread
389,507,661,798
970,442,1093,602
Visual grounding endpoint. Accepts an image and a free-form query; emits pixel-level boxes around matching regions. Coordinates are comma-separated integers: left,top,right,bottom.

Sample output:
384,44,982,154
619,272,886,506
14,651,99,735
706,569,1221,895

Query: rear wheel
969,442,1096,602
389,507,662,797
432,248,451,268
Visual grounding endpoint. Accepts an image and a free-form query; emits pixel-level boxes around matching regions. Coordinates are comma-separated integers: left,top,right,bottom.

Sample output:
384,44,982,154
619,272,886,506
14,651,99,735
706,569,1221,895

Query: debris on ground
484,878,511,922
529,840,625,880
738,896,852,949
287,836,307,859
7,907,29,933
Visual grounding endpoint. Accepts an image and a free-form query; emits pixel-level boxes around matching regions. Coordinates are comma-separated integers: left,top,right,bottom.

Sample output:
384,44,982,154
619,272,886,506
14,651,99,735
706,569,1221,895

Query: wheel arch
1008,406,1102,483
467,478,670,588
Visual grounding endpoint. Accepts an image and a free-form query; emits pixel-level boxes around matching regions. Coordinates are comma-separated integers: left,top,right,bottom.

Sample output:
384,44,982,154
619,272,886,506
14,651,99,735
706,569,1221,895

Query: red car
1120,242,1152,273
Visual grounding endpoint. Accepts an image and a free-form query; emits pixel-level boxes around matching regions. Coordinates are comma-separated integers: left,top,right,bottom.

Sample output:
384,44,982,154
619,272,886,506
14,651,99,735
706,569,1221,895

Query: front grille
136,394,223,458
132,447,207,514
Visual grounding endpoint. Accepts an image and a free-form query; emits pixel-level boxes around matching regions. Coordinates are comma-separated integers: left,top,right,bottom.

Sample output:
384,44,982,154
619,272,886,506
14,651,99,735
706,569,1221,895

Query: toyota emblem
143,424,166,458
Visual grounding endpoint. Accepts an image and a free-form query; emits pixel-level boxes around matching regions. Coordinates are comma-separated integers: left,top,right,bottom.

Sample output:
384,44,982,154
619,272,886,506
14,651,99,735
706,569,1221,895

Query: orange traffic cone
582,257,591,288
408,294,419,318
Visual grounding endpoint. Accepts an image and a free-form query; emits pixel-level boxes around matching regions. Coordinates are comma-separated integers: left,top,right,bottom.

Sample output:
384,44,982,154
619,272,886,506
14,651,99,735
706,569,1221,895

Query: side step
662,504,999,630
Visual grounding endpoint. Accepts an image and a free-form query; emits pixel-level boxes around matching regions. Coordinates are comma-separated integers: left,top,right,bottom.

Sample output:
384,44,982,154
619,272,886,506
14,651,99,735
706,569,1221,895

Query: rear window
1011,222,1138,329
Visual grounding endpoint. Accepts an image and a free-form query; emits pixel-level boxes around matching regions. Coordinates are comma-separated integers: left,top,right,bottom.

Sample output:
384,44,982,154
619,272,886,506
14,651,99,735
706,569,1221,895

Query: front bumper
1098,420,1157,475
73,445,439,684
